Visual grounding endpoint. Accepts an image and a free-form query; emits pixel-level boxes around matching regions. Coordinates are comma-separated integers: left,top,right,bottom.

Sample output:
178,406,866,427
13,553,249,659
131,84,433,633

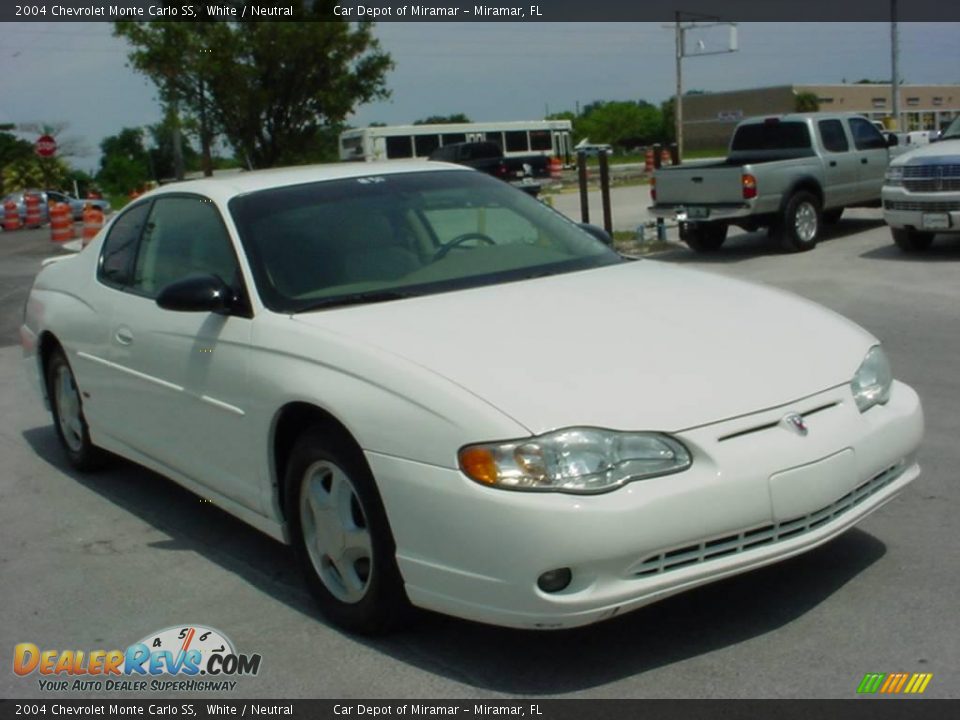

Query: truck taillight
742,174,757,199
496,163,508,179
650,176,656,201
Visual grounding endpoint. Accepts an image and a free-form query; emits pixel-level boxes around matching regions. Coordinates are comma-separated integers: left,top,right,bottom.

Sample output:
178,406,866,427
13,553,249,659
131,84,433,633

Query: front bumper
370,381,923,629
882,186,960,233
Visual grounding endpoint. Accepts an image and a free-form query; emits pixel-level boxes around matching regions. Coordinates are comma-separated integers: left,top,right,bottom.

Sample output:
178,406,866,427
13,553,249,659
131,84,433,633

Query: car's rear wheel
891,228,934,253
285,428,410,634
680,222,728,252
773,191,822,252
46,348,105,471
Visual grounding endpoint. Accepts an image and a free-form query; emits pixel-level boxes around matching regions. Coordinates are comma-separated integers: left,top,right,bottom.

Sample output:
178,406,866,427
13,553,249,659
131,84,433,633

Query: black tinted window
484,132,504,148
414,134,440,157
505,131,528,152
849,118,887,150
530,130,552,151
731,122,812,151
131,196,238,298
385,136,413,159
98,202,150,287
818,120,849,152
441,133,467,145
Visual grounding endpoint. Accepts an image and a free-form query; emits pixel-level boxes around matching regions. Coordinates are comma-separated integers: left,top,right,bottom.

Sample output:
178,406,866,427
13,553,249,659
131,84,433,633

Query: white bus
339,120,574,165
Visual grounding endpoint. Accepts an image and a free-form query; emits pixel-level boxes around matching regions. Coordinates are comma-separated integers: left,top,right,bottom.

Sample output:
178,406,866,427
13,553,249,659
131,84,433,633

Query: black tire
285,427,410,634
680,222,728,253
46,348,106,471
822,208,844,225
891,228,934,253
772,191,822,252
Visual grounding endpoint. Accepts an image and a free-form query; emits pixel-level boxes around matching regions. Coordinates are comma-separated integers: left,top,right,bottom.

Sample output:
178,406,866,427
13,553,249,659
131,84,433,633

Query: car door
847,116,890,203
816,119,858,208
105,194,261,512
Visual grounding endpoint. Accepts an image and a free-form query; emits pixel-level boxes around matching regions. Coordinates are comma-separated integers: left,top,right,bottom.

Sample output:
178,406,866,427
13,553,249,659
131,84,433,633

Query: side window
818,120,849,153
98,202,150,288
130,196,239,298
849,118,887,150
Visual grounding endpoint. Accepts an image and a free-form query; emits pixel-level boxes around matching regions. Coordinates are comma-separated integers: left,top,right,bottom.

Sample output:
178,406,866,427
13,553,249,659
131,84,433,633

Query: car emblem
782,412,808,436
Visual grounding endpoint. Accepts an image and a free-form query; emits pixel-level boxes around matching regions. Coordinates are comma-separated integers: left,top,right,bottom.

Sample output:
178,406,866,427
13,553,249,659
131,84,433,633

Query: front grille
903,179,960,192
885,200,960,212
632,462,904,578
902,164,960,178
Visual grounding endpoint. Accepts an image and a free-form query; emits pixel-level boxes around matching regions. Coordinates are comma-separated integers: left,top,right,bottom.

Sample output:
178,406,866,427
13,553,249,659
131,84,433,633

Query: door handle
861,158,868,164
115,327,134,346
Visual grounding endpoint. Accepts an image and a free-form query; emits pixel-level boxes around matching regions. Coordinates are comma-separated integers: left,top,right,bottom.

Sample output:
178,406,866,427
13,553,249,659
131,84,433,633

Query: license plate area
687,206,710,220
922,213,951,230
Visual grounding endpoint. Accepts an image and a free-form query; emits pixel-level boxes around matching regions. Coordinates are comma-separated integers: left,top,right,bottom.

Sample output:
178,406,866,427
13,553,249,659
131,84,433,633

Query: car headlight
459,428,692,494
884,166,904,186
851,346,893,413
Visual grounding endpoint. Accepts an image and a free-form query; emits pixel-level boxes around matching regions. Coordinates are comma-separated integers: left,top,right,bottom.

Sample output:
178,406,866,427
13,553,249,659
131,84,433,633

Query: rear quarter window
731,122,812,151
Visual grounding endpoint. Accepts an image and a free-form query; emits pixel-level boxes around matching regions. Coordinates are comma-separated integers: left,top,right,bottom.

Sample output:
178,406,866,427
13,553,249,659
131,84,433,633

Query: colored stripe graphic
858,672,932,694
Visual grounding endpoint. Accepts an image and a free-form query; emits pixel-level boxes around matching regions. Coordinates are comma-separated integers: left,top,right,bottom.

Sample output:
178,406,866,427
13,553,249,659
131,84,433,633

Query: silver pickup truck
650,113,895,252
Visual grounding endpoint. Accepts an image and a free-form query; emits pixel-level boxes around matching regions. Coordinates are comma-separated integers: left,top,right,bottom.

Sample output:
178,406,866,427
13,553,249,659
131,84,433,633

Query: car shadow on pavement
860,234,960,262
653,218,886,265
23,424,887,695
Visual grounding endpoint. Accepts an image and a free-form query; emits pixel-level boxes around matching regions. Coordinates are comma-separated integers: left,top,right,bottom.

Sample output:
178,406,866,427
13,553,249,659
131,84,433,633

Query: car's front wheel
46,348,105,471
285,428,410,634
891,228,934,253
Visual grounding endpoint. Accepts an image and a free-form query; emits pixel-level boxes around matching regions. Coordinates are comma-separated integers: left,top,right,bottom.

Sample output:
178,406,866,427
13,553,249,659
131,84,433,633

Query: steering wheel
433,232,496,260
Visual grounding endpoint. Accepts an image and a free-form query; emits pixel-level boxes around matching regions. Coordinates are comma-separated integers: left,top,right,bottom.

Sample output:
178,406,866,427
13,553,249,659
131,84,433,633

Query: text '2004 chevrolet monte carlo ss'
21,162,923,633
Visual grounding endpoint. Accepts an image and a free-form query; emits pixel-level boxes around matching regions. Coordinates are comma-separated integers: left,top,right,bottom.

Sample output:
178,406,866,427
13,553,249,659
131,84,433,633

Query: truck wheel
891,228,934,253
775,191,821,252
285,427,411,635
822,208,843,225
680,222,727,253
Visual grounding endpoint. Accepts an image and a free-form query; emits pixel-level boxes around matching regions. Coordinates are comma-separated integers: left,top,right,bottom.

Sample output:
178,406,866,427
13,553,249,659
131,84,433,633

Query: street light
668,13,738,160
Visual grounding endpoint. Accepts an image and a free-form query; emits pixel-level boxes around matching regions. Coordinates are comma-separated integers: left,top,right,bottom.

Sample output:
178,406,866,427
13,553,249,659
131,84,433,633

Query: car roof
143,161,471,202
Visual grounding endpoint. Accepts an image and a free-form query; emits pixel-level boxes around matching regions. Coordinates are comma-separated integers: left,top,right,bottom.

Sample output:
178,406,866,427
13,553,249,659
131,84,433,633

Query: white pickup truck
650,113,896,253
882,116,960,252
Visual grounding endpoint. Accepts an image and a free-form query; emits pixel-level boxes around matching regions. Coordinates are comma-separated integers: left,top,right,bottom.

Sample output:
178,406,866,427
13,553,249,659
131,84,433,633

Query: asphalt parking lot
1,213,958,700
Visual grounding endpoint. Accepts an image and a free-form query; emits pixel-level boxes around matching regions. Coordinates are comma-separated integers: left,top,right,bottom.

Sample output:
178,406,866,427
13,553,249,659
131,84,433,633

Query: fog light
537,568,572,593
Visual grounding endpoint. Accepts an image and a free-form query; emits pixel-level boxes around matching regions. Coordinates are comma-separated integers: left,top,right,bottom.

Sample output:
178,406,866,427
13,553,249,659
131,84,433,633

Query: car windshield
229,170,620,313
941,117,960,141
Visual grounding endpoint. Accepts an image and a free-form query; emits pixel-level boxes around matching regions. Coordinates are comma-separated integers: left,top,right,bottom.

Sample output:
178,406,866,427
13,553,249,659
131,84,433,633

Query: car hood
892,138,960,165
291,262,875,434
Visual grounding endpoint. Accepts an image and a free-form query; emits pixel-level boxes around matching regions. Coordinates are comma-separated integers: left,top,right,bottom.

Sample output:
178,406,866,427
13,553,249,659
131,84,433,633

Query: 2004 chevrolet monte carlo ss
21,162,923,633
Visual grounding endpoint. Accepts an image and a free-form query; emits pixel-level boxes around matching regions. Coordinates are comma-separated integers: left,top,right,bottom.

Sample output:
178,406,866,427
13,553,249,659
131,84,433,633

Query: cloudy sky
1,21,958,171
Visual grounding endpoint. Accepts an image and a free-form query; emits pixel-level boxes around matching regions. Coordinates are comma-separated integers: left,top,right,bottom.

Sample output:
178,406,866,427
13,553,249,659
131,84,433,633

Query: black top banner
2,0,960,22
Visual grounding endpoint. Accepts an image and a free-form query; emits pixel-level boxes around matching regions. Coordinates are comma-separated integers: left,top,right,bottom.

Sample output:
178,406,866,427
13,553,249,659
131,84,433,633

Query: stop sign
35,134,57,158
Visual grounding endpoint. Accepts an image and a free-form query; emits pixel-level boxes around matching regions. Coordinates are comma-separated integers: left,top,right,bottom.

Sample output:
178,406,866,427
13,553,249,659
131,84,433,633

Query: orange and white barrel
24,193,43,228
644,148,654,172
82,205,105,247
50,202,75,243
549,157,562,179
3,200,21,231
660,148,672,166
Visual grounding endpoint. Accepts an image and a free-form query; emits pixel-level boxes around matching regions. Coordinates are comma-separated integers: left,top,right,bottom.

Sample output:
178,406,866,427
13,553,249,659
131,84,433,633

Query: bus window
485,132,504,148
441,133,467,145
530,130,552,152
505,131,529,153
385,136,414,159
415,135,441,157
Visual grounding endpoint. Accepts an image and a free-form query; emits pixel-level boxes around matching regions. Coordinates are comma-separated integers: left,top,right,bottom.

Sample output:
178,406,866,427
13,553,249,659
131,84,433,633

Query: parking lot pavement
1,216,958,699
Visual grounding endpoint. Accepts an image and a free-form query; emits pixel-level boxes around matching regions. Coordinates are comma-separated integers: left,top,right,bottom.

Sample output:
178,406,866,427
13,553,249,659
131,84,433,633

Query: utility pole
675,13,684,159
891,0,900,130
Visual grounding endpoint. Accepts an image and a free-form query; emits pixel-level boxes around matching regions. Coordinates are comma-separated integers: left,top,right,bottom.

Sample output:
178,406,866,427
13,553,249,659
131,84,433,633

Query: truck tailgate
656,164,745,205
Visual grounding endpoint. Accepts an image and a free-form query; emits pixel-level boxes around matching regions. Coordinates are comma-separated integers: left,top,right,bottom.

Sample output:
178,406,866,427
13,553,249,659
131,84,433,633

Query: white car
21,162,923,633
883,116,960,252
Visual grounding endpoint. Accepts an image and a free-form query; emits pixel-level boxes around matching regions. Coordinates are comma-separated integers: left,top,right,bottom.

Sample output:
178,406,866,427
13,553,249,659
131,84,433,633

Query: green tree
97,128,150,196
2,156,69,192
577,101,664,149
0,132,35,194
414,114,471,125
794,91,820,112
119,7,393,170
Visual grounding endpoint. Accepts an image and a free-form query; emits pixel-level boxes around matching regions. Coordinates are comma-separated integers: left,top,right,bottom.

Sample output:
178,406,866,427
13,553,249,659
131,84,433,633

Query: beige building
683,84,960,151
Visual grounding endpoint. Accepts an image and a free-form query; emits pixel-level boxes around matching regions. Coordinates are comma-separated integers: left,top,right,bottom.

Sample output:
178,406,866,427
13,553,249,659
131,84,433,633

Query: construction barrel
645,148,654,172
82,204,105,247
660,148,672,167
3,200,21,231
50,202,75,243
24,193,43,228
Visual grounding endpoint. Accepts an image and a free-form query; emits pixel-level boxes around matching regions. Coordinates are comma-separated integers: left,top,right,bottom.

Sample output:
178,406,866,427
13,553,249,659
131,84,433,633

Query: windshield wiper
294,289,419,313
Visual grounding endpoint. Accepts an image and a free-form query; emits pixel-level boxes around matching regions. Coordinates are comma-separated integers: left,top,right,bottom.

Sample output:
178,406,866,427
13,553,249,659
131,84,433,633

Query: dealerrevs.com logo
13,625,262,692
857,672,934,695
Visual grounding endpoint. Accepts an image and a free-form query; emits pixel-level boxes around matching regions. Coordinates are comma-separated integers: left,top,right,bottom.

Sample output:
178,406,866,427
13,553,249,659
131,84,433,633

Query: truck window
731,122,812,151
848,118,887,150
818,120,850,152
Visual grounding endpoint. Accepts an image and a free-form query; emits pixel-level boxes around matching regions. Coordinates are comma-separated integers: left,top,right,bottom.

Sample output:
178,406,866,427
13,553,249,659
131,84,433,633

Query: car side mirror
578,223,613,247
156,274,233,313
886,133,899,147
